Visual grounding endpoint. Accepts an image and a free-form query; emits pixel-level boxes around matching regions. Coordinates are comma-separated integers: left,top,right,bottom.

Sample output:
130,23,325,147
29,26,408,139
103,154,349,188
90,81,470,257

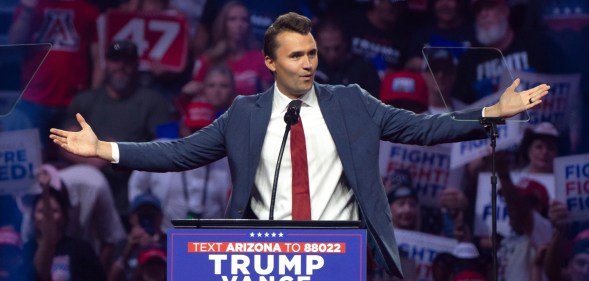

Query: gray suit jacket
117,83,487,277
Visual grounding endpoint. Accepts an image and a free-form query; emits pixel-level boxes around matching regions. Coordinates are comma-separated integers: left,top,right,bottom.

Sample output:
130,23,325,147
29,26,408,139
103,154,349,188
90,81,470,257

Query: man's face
568,253,589,281
265,31,317,99
317,29,346,67
390,197,418,229
106,58,137,93
475,5,509,46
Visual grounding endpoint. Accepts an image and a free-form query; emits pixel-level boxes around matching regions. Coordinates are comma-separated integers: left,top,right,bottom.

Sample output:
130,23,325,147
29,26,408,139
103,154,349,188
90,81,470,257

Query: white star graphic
250,232,255,237
279,232,284,237
257,232,262,237
265,232,270,237
271,232,277,237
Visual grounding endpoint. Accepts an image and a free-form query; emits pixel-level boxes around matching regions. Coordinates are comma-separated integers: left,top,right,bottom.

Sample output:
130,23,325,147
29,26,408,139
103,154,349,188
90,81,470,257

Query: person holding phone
108,194,165,281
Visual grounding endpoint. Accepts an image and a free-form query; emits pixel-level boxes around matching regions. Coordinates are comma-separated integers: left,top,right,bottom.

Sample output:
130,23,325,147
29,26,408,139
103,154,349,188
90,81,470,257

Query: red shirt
15,0,99,107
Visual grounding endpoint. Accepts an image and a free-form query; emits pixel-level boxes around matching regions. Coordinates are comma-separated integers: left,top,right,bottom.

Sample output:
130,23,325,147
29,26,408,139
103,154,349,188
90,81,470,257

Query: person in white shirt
128,101,231,230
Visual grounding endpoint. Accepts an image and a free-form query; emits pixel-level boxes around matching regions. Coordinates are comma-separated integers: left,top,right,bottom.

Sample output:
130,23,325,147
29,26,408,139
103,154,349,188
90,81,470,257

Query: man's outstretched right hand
49,113,113,161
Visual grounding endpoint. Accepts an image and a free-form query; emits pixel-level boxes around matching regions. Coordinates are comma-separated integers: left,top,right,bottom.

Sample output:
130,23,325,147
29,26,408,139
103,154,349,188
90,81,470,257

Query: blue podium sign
168,228,366,281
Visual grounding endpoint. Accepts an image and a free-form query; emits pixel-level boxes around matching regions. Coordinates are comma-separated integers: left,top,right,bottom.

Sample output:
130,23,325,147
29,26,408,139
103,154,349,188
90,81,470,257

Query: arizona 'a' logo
33,9,80,51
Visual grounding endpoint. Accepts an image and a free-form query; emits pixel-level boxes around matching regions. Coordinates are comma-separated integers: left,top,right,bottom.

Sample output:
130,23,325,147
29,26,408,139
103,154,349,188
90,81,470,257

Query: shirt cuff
111,142,120,164
481,107,486,118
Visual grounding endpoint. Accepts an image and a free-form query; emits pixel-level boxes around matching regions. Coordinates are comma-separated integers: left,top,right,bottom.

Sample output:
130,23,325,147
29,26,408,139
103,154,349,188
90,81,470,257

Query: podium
169,219,367,280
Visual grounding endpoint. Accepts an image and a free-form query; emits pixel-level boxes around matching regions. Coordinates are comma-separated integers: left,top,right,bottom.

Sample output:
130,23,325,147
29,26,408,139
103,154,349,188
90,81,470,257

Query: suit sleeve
116,97,240,172
359,86,487,145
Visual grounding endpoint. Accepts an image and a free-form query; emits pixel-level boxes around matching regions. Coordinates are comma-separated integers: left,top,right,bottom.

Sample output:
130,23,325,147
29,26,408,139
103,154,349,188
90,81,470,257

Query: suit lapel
248,87,274,184
315,84,358,189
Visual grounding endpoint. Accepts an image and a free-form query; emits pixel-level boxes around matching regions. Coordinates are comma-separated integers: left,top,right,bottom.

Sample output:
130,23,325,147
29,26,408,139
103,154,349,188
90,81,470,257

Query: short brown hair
263,12,312,59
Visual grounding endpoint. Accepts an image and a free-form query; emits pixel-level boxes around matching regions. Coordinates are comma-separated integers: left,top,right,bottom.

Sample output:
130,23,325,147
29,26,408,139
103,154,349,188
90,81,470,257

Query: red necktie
290,116,311,220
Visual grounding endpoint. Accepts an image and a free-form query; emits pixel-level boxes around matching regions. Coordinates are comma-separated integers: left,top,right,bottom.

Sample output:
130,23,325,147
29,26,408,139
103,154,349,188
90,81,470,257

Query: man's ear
264,55,276,73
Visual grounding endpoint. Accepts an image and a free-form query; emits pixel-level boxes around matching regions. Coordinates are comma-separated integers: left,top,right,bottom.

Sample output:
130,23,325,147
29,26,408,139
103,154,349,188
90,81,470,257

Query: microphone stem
269,124,291,220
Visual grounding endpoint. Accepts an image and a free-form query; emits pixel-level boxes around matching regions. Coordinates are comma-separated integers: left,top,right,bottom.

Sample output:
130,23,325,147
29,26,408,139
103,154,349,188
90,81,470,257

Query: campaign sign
0,129,41,193
554,154,589,222
499,71,580,134
169,228,366,281
394,229,457,281
379,142,452,207
474,172,555,237
105,10,189,72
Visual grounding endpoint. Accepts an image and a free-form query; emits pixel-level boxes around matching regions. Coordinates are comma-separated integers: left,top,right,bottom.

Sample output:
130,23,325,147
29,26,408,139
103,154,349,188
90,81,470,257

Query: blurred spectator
8,0,100,158
314,16,380,97
432,242,489,281
33,163,127,271
420,48,466,113
98,0,193,99
200,64,235,116
386,170,420,231
61,40,173,215
22,183,105,281
182,1,272,96
380,71,429,113
405,0,475,71
0,195,25,281
108,194,165,281
343,0,410,77
566,231,589,281
0,228,25,281
439,188,472,242
544,199,589,281
128,101,231,230
176,64,235,117
519,122,560,174
132,245,166,281
496,160,553,281
452,0,561,103
386,169,444,235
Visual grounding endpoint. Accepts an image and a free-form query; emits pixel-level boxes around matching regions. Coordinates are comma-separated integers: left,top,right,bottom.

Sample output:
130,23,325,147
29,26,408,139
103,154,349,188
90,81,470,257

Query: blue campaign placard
168,228,366,281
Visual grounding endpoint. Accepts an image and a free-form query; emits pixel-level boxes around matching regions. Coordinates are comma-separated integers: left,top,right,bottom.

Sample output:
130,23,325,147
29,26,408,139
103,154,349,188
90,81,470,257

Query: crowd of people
0,0,588,281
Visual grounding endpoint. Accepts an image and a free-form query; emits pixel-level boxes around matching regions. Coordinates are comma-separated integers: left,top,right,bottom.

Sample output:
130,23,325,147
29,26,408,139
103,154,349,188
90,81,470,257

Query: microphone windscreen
284,100,302,125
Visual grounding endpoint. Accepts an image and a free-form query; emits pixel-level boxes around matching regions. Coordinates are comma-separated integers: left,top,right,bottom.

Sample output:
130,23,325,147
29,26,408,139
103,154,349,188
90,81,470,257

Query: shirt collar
272,82,317,113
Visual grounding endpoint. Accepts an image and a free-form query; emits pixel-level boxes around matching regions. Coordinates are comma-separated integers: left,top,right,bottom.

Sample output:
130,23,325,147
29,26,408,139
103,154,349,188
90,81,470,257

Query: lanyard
181,165,210,213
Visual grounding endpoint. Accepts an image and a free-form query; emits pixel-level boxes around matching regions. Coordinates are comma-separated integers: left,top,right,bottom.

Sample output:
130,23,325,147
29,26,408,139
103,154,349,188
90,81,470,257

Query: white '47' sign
104,10,189,72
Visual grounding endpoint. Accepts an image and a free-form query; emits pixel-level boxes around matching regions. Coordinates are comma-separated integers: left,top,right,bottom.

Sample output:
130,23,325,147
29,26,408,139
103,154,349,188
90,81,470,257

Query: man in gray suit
50,12,550,278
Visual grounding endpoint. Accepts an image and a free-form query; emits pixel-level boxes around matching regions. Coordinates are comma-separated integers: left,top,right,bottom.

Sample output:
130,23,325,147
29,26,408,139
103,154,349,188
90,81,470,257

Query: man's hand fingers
49,128,68,138
50,135,67,145
509,78,520,91
76,113,89,129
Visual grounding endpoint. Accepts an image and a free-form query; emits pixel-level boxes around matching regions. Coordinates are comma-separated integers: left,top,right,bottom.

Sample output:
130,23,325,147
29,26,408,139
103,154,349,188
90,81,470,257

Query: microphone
284,100,302,125
269,100,302,220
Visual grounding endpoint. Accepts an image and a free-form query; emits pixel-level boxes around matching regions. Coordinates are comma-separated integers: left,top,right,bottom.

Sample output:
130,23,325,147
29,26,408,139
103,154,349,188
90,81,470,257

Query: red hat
183,102,215,129
516,178,550,211
380,71,428,112
0,228,21,249
138,246,166,265
451,270,486,281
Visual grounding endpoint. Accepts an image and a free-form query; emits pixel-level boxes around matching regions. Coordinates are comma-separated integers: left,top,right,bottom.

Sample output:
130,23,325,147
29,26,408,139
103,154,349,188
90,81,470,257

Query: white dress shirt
250,85,359,220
